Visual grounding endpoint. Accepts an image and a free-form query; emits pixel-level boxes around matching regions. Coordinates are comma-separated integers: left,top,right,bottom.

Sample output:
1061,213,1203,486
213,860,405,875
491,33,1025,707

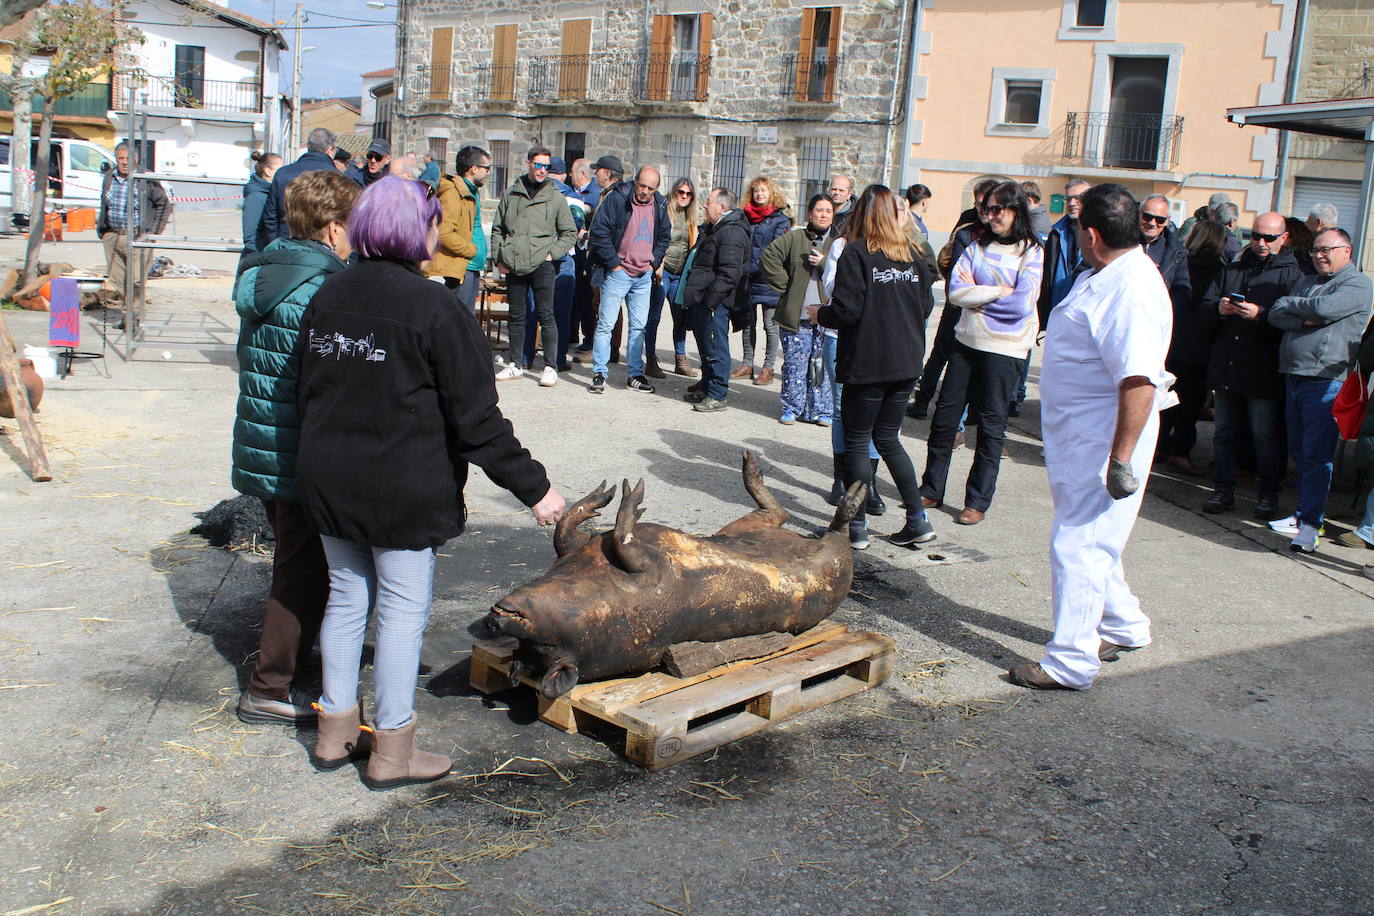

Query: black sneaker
1202,490,1234,514
626,375,655,393
905,397,929,420
590,372,606,394
1253,494,1281,521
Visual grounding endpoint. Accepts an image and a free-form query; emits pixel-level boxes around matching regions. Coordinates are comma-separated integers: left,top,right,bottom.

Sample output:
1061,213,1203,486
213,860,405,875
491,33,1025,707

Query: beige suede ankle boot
362,719,451,790
311,702,372,772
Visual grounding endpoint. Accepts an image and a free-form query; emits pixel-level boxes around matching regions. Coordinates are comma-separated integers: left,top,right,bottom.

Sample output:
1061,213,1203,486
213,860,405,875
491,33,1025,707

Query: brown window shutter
560,19,591,99
695,13,713,101
796,9,815,102
492,25,517,100
824,7,842,101
648,14,672,101
430,27,453,100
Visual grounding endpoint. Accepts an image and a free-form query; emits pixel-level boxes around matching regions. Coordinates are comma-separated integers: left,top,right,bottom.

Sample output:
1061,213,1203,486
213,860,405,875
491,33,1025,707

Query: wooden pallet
470,621,894,770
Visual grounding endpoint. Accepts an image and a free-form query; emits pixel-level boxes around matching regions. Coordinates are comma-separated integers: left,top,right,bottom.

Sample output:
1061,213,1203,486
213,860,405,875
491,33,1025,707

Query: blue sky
229,0,397,99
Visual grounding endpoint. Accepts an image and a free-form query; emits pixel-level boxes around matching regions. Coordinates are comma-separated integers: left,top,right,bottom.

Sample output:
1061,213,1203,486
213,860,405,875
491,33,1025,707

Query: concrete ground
1,214,1371,915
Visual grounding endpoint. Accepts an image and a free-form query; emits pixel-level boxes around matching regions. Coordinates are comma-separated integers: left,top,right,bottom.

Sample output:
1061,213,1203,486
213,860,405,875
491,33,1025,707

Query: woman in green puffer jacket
230,169,361,730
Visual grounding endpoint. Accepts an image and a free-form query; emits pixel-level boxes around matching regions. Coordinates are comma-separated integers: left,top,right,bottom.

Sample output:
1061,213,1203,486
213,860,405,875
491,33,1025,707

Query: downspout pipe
881,0,911,188
895,0,925,189
1272,0,1309,212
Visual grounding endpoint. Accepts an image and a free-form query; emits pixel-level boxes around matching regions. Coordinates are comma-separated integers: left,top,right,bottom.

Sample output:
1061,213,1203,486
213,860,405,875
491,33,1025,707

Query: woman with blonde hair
812,184,936,549
645,176,699,377
735,175,793,385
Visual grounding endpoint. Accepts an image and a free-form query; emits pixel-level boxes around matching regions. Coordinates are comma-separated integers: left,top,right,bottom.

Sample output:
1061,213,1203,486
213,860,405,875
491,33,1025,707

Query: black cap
593,155,623,174
333,149,351,163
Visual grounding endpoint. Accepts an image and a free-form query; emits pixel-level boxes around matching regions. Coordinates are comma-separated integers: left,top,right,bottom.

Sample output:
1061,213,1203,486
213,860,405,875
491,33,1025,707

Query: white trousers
1039,467,1153,690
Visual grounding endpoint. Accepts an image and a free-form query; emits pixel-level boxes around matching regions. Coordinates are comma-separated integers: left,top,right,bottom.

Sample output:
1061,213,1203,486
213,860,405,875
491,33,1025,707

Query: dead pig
482,451,866,697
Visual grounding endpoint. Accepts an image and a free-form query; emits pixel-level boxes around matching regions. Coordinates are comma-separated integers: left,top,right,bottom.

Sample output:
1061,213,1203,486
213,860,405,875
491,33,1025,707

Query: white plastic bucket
22,345,58,379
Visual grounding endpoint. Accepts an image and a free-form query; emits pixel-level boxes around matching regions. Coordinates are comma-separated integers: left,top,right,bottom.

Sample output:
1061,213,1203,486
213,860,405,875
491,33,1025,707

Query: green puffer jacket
488,176,578,276
231,238,346,501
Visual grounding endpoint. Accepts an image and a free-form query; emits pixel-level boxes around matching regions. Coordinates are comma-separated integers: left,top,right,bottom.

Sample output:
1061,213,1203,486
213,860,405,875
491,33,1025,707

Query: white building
113,0,287,206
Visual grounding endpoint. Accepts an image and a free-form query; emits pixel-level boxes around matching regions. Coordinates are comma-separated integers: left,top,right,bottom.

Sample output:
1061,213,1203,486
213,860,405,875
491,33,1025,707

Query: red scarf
744,201,778,224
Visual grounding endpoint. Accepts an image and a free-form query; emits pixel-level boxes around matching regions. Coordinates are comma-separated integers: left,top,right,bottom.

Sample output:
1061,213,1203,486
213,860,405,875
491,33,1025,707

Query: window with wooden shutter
695,13,712,101
429,27,453,101
648,15,672,101
560,19,591,99
795,8,841,102
491,25,517,101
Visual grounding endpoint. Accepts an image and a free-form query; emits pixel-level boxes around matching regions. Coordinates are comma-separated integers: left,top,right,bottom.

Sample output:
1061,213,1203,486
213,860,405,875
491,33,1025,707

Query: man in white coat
1010,184,1176,690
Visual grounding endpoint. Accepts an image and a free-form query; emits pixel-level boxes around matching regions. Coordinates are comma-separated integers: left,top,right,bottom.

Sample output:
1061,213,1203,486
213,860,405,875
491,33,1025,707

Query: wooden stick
0,313,52,481
663,631,794,677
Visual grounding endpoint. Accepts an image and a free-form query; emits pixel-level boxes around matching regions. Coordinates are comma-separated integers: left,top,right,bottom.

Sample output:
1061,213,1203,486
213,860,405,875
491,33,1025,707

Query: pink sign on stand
48,277,80,348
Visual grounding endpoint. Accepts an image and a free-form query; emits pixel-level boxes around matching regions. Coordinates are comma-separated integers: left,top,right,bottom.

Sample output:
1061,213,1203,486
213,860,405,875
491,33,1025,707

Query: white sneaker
1268,514,1300,536
539,366,558,387
495,364,524,381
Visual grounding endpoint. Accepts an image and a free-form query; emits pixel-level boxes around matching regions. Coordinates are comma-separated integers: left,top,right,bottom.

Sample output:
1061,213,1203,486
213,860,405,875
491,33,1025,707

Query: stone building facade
390,0,912,206
1275,0,1373,227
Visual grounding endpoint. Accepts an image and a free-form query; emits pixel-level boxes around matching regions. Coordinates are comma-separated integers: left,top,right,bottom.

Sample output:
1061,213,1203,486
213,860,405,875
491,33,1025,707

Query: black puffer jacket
1199,246,1306,399
683,209,751,315
295,258,550,550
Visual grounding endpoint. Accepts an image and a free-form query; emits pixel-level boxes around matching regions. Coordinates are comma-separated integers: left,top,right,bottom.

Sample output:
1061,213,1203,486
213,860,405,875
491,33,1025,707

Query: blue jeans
317,536,436,731
1354,487,1374,545
1213,391,1284,497
595,268,651,376
822,332,878,458
692,301,731,401
1285,375,1343,526
647,271,689,357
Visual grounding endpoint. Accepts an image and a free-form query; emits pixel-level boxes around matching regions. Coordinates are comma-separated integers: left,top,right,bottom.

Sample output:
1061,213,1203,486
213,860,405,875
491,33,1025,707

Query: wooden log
0,313,52,481
662,631,794,678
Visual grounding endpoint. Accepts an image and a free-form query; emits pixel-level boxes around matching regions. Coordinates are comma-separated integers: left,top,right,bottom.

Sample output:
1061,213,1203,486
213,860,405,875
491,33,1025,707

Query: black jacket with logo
294,258,550,550
817,242,933,386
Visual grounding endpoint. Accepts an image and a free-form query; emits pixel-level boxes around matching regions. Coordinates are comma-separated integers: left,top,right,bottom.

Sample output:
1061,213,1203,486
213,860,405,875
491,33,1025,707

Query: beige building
391,0,913,205
300,98,362,139
899,0,1300,239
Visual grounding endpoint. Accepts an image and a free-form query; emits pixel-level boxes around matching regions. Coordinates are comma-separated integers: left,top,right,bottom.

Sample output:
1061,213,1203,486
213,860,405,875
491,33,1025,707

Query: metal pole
289,2,303,152
1356,121,1374,271
122,81,136,360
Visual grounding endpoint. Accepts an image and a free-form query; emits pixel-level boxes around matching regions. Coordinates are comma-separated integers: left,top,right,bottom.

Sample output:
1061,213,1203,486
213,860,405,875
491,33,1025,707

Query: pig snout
484,603,531,639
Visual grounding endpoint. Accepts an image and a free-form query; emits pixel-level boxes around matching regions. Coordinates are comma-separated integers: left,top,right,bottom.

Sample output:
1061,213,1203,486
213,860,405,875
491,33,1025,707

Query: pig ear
540,660,580,699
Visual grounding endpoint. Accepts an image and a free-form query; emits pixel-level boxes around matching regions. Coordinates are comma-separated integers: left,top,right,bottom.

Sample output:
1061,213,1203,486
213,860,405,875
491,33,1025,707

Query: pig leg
716,451,789,536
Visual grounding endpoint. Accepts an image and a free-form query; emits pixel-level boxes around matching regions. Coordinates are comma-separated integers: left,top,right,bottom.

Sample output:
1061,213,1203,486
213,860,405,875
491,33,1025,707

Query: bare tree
17,1,142,285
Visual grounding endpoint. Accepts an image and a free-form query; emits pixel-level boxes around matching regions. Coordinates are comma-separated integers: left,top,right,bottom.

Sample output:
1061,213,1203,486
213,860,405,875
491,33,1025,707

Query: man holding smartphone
1198,211,1307,520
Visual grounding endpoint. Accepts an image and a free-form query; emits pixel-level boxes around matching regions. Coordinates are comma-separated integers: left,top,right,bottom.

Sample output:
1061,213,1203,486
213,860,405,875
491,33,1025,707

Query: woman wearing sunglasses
645,177,699,377
919,181,1043,525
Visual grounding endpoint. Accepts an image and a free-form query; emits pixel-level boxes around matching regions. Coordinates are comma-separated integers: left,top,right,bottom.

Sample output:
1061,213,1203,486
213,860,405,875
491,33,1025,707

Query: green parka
231,238,346,501
488,176,578,276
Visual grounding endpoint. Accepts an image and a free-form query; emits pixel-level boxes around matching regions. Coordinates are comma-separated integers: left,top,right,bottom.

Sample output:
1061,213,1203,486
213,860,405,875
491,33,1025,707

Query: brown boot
311,702,372,772
644,353,666,379
362,718,451,790
674,354,699,378
753,367,775,386
730,364,754,379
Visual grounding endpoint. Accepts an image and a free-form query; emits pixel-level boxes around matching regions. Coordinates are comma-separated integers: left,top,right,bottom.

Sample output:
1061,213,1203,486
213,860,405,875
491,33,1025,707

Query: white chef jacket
1040,246,1176,488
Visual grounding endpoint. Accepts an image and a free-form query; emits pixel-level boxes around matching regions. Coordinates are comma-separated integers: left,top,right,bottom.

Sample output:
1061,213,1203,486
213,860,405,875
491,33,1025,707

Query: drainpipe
880,0,912,188
894,0,924,189
1272,0,1309,212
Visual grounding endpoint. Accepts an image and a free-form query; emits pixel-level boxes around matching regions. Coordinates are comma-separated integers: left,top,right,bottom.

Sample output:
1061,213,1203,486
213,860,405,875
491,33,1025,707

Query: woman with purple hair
295,176,566,789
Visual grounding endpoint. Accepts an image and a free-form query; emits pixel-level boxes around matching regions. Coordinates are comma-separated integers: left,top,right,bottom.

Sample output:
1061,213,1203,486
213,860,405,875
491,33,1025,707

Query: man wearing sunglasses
345,138,391,189
489,146,578,387
1140,195,1201,476
1267,227,1373,552
1199,211,1307,520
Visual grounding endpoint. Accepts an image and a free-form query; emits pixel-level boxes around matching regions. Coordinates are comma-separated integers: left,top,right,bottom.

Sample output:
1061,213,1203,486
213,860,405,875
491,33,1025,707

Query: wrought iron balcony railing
1063,111,1184,171
475,63,518,102
526,53,711,103
114,75,262,113
780,53,844,103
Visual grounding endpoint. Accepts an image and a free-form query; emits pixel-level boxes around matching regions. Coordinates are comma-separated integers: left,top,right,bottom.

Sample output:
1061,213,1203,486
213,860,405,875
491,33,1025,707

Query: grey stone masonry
391,0,911,206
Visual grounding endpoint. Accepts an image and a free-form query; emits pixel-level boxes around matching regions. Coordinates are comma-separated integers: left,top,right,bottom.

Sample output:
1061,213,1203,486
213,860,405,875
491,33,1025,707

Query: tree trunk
20,96,53,287
10,84,31,225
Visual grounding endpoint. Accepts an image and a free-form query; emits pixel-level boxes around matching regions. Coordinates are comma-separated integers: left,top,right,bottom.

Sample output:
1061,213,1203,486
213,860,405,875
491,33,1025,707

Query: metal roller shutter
1291,177,1365,230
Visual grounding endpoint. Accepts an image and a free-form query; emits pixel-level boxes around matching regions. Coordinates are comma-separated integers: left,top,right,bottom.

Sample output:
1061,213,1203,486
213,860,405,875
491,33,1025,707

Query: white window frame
986,67,1055,139
1085,43,1183,168
1058,0,1118,41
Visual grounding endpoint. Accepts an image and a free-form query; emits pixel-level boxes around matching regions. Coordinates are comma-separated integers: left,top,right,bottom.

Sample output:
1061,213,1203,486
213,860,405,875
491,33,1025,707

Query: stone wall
393,0,908,205
1287,0,1371,183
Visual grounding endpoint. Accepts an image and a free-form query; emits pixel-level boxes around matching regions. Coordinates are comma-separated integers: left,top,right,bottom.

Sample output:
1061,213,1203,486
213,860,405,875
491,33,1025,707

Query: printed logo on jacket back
309,329,387,362
872,266,922,285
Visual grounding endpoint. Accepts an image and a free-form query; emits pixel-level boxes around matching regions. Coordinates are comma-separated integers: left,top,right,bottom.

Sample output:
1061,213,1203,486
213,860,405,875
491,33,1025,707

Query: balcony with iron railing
0,81,112,119
779,53,844,104
112,74,262,113
1062,111,1184,172
527,53,711,104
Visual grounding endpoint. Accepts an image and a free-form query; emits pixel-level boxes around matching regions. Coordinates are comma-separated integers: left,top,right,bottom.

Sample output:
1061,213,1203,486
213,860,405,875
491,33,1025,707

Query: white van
0,137,117,211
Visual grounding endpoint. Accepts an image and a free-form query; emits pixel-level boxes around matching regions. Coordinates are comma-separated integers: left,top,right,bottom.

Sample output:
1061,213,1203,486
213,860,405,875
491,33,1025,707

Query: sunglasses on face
366,153,385,162
1253,232,1285,243
1310,244,1350,256
674,189,693,197
529,161,551,170
983,204,1012,218
1141,213,1169,225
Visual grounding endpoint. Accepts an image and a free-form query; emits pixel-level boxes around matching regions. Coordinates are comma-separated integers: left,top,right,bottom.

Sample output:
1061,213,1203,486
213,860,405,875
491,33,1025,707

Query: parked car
0,137,117,211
